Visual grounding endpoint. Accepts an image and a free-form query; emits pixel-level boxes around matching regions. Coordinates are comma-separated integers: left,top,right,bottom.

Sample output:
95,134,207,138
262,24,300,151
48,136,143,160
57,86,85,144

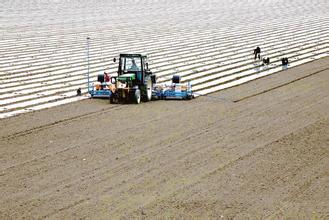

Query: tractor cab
115,54,152,85
111,53,156,104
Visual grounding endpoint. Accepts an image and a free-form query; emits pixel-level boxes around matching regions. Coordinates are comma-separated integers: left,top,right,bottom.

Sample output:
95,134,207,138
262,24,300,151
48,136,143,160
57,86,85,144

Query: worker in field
76,88,81,96
104,71,110,82
262,57,270,65
281,57,289,66
254,46,261,60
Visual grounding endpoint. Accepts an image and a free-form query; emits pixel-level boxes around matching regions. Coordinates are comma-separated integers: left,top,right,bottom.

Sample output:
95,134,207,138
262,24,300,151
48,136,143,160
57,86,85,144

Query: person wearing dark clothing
76,88,81,96
281,57,289,66
263,57,270,65
254,47,261,60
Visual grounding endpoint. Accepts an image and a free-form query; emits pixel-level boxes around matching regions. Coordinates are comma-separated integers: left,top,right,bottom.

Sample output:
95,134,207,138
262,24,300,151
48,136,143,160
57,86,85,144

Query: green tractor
110,54,156,104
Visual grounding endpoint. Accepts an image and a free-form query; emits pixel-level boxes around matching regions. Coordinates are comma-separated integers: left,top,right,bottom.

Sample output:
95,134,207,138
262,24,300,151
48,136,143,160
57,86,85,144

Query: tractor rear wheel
110,94,115,104
134,89,141,104
143,77,153,102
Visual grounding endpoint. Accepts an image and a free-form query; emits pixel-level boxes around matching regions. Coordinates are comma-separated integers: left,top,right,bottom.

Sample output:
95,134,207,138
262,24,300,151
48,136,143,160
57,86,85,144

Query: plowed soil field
1,58,328,219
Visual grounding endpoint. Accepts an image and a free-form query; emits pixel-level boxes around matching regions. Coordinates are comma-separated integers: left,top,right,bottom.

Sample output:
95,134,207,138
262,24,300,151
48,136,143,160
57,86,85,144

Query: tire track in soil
0,101,208,173
234,67,329,103
137,118,329,219
0,104,123,140
37,96,328,218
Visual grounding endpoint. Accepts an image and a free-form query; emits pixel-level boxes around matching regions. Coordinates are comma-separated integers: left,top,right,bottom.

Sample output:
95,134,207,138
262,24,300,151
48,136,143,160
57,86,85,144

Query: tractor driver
129,58,142,81
129,59,140,71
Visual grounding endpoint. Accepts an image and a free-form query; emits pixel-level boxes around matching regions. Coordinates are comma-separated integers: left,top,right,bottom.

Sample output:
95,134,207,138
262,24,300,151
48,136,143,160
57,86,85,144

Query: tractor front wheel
134,89,141,104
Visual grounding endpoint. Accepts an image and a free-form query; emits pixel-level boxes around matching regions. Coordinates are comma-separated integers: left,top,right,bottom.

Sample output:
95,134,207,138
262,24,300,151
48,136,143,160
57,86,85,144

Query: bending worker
254,46,261,60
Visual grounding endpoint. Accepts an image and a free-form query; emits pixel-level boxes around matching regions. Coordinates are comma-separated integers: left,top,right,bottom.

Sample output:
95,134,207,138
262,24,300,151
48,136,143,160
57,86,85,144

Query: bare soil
0,58,329,219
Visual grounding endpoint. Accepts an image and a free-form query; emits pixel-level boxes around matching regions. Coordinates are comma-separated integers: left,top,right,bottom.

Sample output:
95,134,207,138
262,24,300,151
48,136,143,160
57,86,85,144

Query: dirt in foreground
0,58,329,219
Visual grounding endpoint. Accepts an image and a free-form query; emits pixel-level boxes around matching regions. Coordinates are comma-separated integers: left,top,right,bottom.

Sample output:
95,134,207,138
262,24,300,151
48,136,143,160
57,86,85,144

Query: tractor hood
117,73,136,82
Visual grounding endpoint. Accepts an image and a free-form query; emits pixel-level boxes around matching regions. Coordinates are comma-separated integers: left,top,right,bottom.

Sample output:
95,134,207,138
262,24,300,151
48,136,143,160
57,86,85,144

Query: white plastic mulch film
0,0,328,118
